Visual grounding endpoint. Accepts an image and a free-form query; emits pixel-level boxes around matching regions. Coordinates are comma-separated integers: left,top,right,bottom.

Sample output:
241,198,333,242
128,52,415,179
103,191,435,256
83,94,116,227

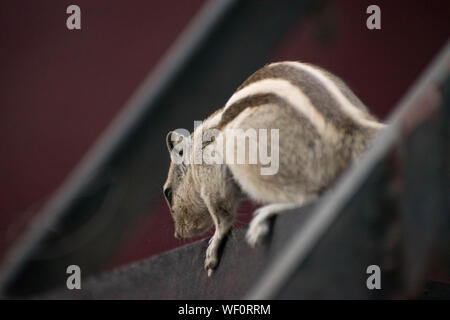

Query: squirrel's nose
174,231,181,239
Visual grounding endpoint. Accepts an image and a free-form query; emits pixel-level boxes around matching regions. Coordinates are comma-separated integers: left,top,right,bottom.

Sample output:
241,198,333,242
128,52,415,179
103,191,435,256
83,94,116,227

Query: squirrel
163,61,385,276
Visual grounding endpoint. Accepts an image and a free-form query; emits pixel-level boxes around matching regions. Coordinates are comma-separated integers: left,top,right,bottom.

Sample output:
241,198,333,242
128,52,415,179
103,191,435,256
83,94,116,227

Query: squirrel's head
163,131,213,239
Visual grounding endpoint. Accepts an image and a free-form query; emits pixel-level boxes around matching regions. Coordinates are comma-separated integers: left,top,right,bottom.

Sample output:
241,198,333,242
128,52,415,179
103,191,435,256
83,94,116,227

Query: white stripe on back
272,61,384,130
224,78,338,141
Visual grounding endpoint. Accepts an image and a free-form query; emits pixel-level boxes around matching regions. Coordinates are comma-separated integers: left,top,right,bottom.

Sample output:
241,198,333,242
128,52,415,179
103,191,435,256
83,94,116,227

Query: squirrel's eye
164,187,172,205
178,149,183,157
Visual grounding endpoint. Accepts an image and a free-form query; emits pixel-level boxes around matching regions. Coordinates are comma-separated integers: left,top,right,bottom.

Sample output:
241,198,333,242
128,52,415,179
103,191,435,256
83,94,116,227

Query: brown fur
163,61,385,276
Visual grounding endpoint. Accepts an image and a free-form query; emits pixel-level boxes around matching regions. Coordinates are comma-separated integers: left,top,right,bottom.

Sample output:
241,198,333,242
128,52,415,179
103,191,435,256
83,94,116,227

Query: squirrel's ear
166,131,175,153
166,131,184,153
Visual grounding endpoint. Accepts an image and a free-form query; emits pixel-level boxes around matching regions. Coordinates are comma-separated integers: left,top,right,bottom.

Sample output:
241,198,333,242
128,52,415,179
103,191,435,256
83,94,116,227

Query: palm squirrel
163,61,385,276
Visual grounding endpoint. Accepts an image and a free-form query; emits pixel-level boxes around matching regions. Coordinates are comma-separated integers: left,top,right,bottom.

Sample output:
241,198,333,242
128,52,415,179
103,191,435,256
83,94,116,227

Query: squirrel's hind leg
246,196,316,247
246,203,297,247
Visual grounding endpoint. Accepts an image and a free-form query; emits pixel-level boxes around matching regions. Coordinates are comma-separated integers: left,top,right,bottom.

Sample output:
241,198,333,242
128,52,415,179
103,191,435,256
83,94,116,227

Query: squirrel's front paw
246,217,270,247
204,238,219,276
